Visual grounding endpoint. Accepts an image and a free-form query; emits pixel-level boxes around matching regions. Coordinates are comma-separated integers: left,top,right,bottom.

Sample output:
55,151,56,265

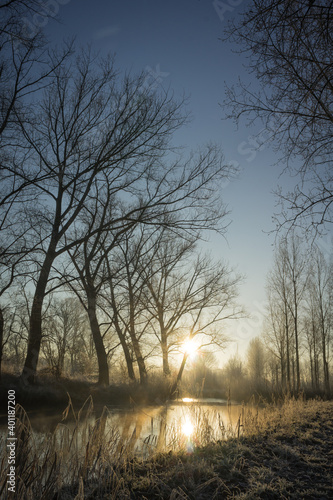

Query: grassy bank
1,397,333,499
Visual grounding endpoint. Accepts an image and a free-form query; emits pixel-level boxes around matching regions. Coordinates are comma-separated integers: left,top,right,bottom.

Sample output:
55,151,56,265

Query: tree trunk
170,353,188,398
21,247,56,385
128,284,147,384
131,334,147,385
280,342,286,390
161,333,171,376
285,304,291,393
293,295,301,393
292,356,296,394
309,345,314,390
0,306,3,384
322,331,330,397
312,319,319,391
157,306,171,376
117,327,136,381
86,289,109,386
112,310,135,380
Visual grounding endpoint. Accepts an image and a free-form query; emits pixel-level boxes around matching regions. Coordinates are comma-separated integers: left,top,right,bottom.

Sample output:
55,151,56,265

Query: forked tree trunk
86,290,109,386
131,334,147,385
115,324,136,381
109,278,136,381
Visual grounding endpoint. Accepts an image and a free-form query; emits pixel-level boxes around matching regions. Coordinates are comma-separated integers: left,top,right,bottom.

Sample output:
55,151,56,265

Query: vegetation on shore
1,396,332,499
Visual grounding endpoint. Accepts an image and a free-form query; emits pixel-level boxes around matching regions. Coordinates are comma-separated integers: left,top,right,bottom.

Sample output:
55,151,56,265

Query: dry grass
1,396,333,499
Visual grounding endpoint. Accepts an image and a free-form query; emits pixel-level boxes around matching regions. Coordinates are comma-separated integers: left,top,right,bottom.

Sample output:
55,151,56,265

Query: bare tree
306,246,332,396
263,291,289,391
41,297,89,378
224,0,333,233
265,234,309,393
266,239,294,391
140,230,243,384
140,231,196,376
246,337,266,385
283,235,308,393
102,228,154,385
1,285,31,376
65,199,145,386
0,0,71,233
161,252,243,397
303,292,322,392
0,0,71,381
17,47,233,384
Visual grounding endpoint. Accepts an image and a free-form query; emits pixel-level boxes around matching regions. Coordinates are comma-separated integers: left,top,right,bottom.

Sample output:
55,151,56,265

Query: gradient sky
40,0,307,361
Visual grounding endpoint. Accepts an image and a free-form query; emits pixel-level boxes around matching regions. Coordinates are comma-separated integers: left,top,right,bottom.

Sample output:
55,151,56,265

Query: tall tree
18,49,233,384
266,235,308,393
283,236,308,393
141,232,196,376
266,240,293,391
247,337,266,385
0,0,71,382
41,297,89,378
141,230,243,379
224,0,333,233
307,246,332,396
263,291,288,391
303,291,322,392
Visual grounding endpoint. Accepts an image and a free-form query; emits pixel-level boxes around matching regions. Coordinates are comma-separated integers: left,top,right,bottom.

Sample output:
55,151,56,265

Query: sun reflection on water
182,397,195,403
182,417,194,438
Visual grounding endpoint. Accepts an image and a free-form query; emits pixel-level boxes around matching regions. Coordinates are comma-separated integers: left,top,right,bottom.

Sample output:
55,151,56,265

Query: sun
182,338,198,357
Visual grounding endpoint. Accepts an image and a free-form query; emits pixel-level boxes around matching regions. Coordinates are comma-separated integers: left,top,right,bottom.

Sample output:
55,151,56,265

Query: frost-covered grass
1,397,333,499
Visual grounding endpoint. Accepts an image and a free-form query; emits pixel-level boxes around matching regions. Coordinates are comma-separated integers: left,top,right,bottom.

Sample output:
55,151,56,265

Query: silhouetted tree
265,235,309,393
105,228,152,385
306,246,332,396
263,292,289,391
224,0,333,233
0,0,71,382
41,297,89,378
141,231,196,376
283,236,308,393
247,337,266,385
141,230,243,382
19,47,233,384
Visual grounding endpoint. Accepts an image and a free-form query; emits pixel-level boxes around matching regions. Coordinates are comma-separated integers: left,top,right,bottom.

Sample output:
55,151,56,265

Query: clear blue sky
41,0,301,360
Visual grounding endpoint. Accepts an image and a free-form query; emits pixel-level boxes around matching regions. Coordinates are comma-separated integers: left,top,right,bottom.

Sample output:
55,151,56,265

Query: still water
2,398,256,455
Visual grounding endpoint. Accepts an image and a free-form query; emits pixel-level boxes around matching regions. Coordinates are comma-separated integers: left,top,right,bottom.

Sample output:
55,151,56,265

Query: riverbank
1,397,332,499
66,399,333,499
0,371,174,413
